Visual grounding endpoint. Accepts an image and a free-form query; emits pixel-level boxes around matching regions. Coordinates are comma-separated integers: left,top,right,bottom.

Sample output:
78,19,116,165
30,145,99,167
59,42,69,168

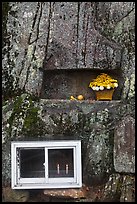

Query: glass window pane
48,149,74,178
19,148,45,178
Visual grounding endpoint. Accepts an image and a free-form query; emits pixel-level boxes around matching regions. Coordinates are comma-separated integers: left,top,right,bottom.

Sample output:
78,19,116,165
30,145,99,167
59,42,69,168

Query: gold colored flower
89,73,118,90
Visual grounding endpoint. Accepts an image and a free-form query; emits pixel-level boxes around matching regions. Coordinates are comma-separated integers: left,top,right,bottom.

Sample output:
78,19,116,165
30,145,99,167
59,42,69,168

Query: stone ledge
40,99,121,103
43,185,89,199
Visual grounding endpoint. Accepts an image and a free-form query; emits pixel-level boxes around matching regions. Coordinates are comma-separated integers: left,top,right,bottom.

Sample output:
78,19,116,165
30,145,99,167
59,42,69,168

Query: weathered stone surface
2,97,135,187
114,115,135,173
120,175,135,202
43,186,88,199
77,185,104,202
43,2,78,70
43,2,123,70
2,187,29,202
101,173,122,202
100,173,135,202
2,2,135,100
2,2,135,202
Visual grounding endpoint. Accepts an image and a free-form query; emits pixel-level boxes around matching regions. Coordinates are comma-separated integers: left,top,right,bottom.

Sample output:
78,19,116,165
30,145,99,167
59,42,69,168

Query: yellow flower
89,73,118,90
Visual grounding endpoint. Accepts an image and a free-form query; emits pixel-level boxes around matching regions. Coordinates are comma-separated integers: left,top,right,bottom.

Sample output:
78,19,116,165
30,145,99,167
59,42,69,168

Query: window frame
11,140,82,189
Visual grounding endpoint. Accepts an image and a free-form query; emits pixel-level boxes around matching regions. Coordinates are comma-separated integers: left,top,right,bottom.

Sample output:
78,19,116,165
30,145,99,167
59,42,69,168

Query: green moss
7,96,23,136
7,93,44,138
23,107,39,129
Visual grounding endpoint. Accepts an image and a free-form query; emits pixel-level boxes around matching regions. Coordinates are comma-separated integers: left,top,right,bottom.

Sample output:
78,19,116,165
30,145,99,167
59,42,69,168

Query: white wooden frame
11,140,82,189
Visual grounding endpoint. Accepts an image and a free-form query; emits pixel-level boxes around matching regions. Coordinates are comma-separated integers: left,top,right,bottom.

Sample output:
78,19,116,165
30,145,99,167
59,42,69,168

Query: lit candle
66,164,68,174
57,164,60,174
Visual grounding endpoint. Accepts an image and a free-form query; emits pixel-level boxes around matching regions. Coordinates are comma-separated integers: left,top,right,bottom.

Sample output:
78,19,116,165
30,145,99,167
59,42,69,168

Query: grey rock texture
2,97,135,187
114,116,135,173
2,2,135,99
2,2,135,202
120,175,135,202
100,173,135,202
2,187,29,202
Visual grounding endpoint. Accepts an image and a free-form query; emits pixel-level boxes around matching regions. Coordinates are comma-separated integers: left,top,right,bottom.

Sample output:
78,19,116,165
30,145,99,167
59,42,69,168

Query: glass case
11,140,82,189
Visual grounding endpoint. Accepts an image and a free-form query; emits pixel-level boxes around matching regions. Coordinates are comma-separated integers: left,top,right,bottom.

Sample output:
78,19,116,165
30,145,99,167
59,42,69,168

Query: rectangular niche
11,140,82,189
40,69,121,100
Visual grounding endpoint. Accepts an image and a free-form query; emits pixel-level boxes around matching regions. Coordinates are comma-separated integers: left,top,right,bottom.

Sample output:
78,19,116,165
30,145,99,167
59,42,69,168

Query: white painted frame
11,140,82,189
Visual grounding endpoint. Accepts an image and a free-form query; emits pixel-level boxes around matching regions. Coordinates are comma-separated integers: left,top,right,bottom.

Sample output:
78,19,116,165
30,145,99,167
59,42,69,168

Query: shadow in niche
40,68,123,100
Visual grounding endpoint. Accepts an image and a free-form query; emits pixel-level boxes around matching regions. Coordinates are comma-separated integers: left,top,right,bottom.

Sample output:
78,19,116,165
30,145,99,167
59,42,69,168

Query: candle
57,164,60,174
66,164,68,174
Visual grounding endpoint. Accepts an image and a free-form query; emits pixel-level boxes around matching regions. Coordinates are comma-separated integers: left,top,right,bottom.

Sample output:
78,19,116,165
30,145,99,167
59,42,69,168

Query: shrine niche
40,68,122,100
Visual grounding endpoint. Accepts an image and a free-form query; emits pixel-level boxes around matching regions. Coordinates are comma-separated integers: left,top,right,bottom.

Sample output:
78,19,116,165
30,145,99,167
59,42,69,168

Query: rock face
2,98,134,186
114,116,135,173
101,173,135,202
2,2,135,202
43,186,88,199
2,2,135,99
2,187,29,202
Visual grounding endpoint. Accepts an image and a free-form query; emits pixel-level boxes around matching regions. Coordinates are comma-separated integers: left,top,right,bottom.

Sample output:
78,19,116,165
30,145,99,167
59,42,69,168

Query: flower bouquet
89,73,118,100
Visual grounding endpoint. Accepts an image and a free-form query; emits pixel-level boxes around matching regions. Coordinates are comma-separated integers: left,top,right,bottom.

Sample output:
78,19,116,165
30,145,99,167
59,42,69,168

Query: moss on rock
5,93,45,139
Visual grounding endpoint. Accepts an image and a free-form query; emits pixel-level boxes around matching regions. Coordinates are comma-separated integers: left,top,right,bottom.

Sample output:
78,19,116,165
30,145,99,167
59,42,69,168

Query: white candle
66,164,68,174
57,164,60,174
